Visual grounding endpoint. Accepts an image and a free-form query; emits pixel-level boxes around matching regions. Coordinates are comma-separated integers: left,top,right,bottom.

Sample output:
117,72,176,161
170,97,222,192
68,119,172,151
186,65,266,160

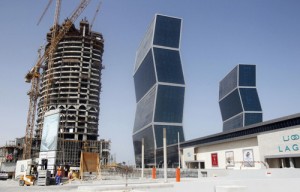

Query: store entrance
185,161,205,169
267,157,300,168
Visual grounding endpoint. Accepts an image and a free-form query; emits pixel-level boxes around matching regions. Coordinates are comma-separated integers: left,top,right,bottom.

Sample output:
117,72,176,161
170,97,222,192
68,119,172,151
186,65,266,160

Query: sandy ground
0,179,79,192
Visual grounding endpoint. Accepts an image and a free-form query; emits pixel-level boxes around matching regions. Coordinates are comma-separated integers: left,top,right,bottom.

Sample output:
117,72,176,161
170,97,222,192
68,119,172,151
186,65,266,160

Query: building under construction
28,19,110,168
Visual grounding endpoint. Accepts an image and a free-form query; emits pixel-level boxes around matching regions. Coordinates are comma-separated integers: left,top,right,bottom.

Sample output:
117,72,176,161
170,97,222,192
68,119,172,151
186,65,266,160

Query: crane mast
23,52,41,160
23,0,91,160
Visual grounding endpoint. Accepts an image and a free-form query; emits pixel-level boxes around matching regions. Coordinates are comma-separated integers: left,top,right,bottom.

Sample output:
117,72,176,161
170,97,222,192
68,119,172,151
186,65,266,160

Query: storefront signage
183,147,195,161
243,149,254,167
257,127,300,157
211,153,218,167
278,134,299,153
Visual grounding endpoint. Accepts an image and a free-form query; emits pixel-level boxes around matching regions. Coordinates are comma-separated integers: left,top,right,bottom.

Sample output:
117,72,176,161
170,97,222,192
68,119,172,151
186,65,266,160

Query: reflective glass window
153,48,184,84
134,49,156,102
155,145,180,167
154,85,184,123
133,126,155,166
223,114,243,131
133,86,156,133
245,113,262,126
153,15,181,48
219,66,238,99
154,125,184,148
239,65,256,86
239,88,262,111
219,89,243,121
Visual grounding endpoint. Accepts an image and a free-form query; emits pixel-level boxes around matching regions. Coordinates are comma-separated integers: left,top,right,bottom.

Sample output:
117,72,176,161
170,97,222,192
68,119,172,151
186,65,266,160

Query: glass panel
135,20,155,72
133,86,156,133
239,65,256,86
134,49,156,102
154,125,184,148
154,85,184,123
245,113,262,126
153,15,181,48
153,48,185,84
219,89,243,121
133,126,155,167
223,113,243,131
156,145,180,168
219,66,238,99
239,88,262,111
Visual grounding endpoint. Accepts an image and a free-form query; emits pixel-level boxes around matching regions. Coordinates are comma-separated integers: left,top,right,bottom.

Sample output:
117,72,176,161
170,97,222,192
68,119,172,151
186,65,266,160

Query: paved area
0,179,78,192
2,169,300,192
0,178,176,192
1,180,72,192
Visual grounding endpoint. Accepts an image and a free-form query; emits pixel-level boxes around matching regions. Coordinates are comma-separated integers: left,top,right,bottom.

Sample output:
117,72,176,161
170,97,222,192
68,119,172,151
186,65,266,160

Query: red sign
6,154,13,161
211,153,218,166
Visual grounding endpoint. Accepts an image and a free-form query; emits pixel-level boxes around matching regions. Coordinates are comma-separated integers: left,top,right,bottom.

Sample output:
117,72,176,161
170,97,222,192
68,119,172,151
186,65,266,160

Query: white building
181,113,300,169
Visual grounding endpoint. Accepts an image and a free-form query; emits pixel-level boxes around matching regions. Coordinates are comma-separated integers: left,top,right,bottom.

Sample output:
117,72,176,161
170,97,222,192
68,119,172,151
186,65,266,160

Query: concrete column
289,158,294,168
163,128,167,182
281,158,284,168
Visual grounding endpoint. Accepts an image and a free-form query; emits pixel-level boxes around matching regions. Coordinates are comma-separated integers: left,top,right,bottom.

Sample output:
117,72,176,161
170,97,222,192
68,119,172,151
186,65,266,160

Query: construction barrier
176,168,180,182
152,167,156,179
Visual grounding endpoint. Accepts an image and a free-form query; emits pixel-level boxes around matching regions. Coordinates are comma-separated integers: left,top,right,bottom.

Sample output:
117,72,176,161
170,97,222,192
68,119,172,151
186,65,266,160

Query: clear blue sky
0,0,300,164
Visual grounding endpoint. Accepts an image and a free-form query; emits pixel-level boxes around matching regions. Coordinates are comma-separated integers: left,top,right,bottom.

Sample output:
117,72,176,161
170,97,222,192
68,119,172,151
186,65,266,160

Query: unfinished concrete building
0,138,23,164
0,138,24,178
32,19,110,167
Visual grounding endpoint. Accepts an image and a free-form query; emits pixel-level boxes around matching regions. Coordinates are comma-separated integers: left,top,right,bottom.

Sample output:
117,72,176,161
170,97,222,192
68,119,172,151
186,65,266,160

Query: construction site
0,0,112,186
1,1,300,192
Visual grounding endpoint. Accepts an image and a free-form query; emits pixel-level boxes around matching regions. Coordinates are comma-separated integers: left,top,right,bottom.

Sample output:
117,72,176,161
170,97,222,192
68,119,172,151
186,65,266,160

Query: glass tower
133,14,185,167
219,64,263,131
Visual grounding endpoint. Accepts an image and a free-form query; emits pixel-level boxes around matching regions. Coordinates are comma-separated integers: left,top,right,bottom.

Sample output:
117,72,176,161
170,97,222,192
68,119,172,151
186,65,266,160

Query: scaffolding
55,139,111,167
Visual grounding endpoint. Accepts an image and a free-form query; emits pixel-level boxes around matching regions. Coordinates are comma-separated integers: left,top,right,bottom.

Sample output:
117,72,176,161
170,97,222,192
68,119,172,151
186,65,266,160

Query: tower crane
37,0,54,26
23,0,91,160
90,1,102,31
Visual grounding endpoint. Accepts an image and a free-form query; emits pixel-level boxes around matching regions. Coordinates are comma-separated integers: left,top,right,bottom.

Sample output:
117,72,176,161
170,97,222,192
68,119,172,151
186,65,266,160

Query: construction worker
55,166,62,185
68,170,73,183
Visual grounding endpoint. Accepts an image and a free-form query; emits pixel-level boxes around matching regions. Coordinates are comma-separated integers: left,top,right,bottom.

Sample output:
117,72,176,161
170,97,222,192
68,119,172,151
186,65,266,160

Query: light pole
163,128,167,182
141,138,144,178
178,132,180,168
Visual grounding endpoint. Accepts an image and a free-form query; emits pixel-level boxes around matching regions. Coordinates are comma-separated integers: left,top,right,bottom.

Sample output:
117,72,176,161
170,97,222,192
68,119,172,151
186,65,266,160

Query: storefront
258,126,300,168
181,115,300,170
182,137,263,169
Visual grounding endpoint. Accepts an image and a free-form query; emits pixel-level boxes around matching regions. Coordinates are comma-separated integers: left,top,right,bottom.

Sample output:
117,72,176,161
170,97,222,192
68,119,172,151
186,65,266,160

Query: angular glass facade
154,85,185,123
133,14,185,167
219,64,263,131
133,50,156,102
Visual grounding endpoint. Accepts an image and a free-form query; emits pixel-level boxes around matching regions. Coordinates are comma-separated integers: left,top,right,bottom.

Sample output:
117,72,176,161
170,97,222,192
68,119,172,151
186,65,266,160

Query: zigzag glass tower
133,14,185,167
219,64,263,131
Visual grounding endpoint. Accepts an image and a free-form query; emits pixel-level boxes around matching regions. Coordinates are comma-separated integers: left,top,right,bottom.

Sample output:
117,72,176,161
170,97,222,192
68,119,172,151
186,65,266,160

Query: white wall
183,126,300,170
258,126,300,160
185,137,262,169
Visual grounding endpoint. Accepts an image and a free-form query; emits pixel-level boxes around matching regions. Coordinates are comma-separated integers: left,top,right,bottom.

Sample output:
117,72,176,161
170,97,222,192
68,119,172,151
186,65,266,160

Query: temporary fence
100,168,199,179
